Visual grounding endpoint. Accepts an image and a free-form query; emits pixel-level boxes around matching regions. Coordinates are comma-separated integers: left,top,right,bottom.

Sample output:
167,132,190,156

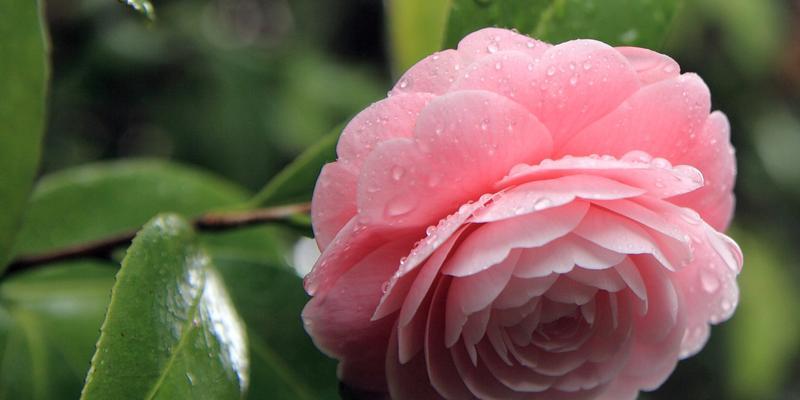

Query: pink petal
522,39,640,148
615,47,680,85
357,90,552,229
457,27,550,65
337,92,435,168
390,50,463,96
443,201,589,277
499,153,705,199
386,327,444,399
425,278,478,399
671,112,737,230
573,206,677,271
567,267,627,293
494,277,557,310
543,277,598,305
473,174,646,223
302,239,413,391
311,163,358,250
445,250,521,347
514,234,626,279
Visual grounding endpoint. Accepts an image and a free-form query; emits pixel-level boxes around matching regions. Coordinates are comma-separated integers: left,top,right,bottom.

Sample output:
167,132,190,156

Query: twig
4,202,311,277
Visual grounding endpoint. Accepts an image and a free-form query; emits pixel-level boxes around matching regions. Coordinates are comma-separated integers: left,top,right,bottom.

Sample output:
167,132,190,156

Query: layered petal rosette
303,28,742,400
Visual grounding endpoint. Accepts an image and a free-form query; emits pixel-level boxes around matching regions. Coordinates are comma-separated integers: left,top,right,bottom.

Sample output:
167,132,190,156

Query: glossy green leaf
387,0,452,76
0,0,49,270
205,227,339,400
0,261,116,399
445,0,683,50
14,159,248,257
725,229,800,400
82,214,248,400
250,125,340,207
118,0,155,20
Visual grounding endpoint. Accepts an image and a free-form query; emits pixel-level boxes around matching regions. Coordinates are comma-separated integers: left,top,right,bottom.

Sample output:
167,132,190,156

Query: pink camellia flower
303,28,742,399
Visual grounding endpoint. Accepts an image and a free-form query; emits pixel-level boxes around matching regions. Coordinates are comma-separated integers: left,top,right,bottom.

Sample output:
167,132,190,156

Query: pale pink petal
425,279,478,400
457,27,550,65
543,277,598,305
671,112,737,230
560,73,711,162
494,277,557,310
514,234,626,278
337,92,435,168
566,267,627,293
390,50,463,96
615,47,680,85
302,239,413,391
445,250,521,347
444,201,589,277
573,206,677,271
521,39,640,148
473,175,645,223
450,50,542,102
357,90,552,229
311,163,358,250
499,153,705,199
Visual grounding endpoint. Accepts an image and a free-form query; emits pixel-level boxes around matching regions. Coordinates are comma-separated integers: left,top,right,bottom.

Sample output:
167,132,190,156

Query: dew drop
651,157,672,169
480,119,489,131
385,195,417,217
495,62,502,70
622,150,652,163
487,44,498,54
526,41,535,48
546,66,556,76
569,75,578,86
398,79,409,89
700,270,720,293
582,61,592,70
391,166,405,181
381,281,391,294
533,198,552,210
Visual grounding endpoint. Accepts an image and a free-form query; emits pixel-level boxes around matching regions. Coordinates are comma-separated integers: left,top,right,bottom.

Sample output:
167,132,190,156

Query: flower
302,28,742,400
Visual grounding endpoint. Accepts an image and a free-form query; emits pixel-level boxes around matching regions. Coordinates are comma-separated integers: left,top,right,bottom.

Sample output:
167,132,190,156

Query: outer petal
615,47,680,86
357,90,552,228
453,39,640,149
337,92,435,168
560,74,735,228
311,163,358,250
302,239,414,391
390,50,463,96
457,27,550,65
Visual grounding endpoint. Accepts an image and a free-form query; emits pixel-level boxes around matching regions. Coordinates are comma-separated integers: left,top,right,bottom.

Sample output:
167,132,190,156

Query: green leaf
14,159,248,257
0,0,49,271
208,228,339,400
250,125,341,207
445,0,683,50
387,0,452,76
81,214,248,400
118,0,155,20
725,228,800,400
0,261,116,399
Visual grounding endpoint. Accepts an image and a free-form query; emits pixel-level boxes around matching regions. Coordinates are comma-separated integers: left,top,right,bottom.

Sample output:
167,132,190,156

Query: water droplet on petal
398,79,409,89
583,61,592,70
569,75,578,86
391,166,405,181
385,195,418,217
546,66,557,76
487,44,498,53
651,157,672,169
700,270,720,293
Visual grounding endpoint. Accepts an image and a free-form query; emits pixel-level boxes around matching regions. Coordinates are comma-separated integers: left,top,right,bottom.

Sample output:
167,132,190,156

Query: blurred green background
33,0,800,399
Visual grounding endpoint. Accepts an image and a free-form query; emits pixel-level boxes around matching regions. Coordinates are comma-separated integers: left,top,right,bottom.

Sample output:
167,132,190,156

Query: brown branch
4,202,311,277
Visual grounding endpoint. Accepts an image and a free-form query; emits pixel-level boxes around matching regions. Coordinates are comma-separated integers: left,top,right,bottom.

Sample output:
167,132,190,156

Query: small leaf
445,0,683,50
118,0,155,20
0,261,116,399
205,227,339,399
14,159,248,257
81,214,248,400
0,0,49,270
387,0,451,76
250,125,341,207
